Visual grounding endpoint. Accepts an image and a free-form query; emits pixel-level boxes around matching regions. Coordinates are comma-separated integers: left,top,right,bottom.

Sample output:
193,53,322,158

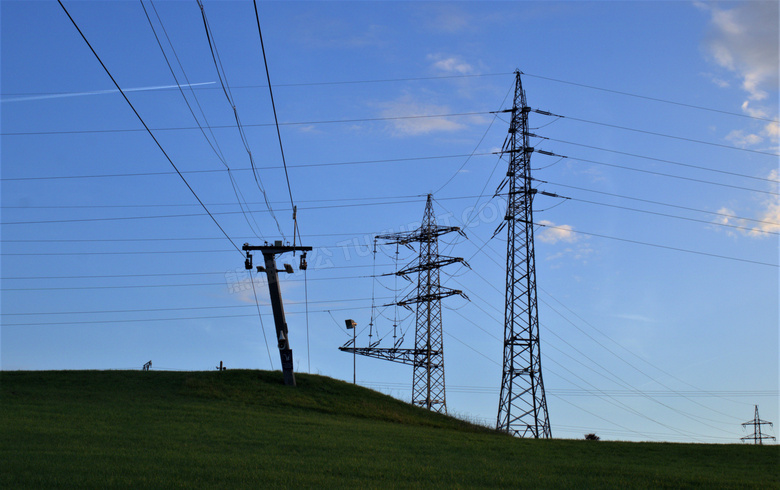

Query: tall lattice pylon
339,194,467,413
741,405,775,444
495,70,552,438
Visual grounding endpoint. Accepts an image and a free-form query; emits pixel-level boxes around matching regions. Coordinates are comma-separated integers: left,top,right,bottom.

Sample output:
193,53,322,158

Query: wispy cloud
379,95,468,136
427,54,474,75
714,170,780,238
700,1,779,150
537,220,577,244
702,1,778,101
1,81,216,103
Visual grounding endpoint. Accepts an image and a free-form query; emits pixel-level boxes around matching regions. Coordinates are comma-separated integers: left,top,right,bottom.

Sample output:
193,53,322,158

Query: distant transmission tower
340,194,467,413
741,405,775,444
495,70,552,438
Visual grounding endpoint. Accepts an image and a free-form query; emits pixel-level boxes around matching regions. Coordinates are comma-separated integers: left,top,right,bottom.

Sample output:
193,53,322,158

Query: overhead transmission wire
0,272,374,291
529,144,778,196
537,296,744,423
520,71,779,123
453,227,765,420
539,139,779,192
445,247,736,437
3,299,392,319
4,210,776,266
433,82,514,194
2,190,775,230
538,289,759,408
1,262,392,281
147,0,272,365
251,0,311,361
0,67,771,124
252,0,299,244
196,0,285,239
55,0,241,254
533,179,779,227
7,69,774,125
1,111,496,137
524,109,779,157
2,309,373,327
441,279,706,440
4,146,776,188
538,317,738,429
431,197,776,429
561,196,778,236
141,0,265,240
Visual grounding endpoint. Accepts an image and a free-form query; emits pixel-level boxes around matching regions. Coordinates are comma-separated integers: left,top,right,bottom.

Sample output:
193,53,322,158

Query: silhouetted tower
741,405,775,444
495,71,551,438
340,194,467,413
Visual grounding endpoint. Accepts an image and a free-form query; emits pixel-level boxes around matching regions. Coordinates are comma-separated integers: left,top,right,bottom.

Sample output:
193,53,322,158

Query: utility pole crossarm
242,243,312,253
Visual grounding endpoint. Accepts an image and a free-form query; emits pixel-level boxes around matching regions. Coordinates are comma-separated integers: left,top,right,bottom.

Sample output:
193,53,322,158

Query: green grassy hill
1,370,777,488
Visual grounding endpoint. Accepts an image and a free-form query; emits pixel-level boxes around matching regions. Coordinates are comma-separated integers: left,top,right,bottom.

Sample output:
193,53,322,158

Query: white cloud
725,129,763,147
714,170,780,238
427,54,474,75
704,1,779,101
537,220,578,244
379,95,467,136
702,1,779,151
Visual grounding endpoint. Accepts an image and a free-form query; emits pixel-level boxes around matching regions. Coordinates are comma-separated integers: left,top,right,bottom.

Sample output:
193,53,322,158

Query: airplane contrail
1,81,216,103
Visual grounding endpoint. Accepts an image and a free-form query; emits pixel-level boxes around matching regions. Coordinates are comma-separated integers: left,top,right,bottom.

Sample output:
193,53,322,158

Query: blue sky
2,1,777,443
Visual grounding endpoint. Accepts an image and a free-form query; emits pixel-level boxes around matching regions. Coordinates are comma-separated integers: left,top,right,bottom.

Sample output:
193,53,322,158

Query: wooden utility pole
244,241,312,386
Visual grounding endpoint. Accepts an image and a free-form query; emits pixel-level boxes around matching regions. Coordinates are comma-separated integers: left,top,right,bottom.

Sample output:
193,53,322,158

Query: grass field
1,370,777,488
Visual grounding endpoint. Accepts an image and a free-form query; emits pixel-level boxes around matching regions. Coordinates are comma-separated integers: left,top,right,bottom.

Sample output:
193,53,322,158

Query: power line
535,179,779,227
445,240,745,427
553,149,777,196
7,69,775,125
543,140,779,193
434,83,513,194
521,71,779,123
536,223,778,267
0,274,371,291
2,298,388,326
1,72,514,98
56,0,241,254
141,0,265,240
0,153,494,181
570,114,779,157
532,109,779,157
197,0,284,238
1,263,391,281
0,198,430,225
0,111,495,136
565,196,778,236
7,147,775,201
253,0,297,238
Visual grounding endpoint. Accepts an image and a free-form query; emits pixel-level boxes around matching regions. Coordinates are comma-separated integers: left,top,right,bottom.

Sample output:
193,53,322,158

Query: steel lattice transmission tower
495,70,552,438
741,405,775,444
340,194,467,413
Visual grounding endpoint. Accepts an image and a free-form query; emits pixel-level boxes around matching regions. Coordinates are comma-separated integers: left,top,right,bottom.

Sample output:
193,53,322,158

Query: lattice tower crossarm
496,70,552,438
